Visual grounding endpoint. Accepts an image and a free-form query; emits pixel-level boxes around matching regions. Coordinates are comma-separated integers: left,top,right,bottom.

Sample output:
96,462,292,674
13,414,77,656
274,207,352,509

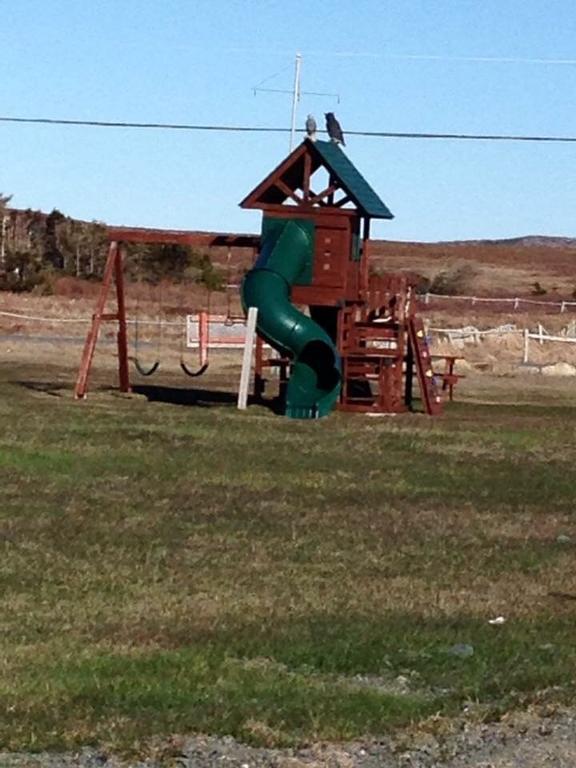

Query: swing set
131,275,208,378
74,226,258,399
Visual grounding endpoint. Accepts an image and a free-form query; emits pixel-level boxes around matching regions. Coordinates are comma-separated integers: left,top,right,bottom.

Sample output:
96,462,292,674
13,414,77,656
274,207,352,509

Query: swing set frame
74,227,258,399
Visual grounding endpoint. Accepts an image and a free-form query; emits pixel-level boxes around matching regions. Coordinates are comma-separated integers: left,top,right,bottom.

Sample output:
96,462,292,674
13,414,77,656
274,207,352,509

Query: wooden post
198,311,209,368
254,334,265,400
114,244,130,393
303,152,312,200
361,218,371,295
238,307,258,410
404,334,414,409
74,241,120,399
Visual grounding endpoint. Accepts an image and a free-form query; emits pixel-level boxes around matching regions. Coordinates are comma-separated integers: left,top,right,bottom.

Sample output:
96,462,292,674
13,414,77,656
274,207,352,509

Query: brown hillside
370,238,576,298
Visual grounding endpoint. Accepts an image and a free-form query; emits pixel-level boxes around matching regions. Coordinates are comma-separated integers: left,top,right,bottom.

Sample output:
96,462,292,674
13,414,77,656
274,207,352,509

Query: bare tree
0,193,12,271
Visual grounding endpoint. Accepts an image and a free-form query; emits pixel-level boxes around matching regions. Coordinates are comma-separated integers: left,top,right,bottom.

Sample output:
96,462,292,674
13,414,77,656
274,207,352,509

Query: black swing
133,272,162,377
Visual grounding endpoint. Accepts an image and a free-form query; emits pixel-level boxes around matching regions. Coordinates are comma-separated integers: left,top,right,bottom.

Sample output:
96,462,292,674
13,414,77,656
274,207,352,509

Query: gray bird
305,114,317,141
325,112,345,145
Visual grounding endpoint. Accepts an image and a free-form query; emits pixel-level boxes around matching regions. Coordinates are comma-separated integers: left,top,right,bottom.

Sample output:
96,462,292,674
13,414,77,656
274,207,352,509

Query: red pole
114,244,131,393
361,218,371,296
198,310,209,368
74,241,119,399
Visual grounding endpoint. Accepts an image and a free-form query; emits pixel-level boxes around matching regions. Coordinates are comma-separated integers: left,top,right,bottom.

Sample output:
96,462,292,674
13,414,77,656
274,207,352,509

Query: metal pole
289,52,302,151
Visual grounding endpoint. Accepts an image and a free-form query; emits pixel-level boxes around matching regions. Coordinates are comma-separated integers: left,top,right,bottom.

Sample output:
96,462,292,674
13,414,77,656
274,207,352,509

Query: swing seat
180,361,208,378
134,359,160,377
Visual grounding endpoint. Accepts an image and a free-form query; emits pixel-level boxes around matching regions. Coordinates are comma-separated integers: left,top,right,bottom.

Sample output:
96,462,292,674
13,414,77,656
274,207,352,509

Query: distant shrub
411,273,432,295
430,263,478,296
125,245,225,291
531,281,547,296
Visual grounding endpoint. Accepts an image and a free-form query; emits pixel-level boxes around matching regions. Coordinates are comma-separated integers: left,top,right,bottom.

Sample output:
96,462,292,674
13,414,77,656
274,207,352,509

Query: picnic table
431,354,465,401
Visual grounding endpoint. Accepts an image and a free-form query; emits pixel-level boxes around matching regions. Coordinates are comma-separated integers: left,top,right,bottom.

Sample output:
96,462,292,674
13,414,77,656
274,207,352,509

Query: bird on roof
305,114,317,141
325,112,345,145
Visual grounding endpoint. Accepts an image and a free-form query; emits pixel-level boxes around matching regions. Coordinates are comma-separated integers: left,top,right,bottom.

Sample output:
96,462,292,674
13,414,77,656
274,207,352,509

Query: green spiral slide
241,218,341,419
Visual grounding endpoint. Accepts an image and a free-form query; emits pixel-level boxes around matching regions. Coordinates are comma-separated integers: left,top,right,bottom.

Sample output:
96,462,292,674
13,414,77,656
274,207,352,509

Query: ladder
408,317,442,415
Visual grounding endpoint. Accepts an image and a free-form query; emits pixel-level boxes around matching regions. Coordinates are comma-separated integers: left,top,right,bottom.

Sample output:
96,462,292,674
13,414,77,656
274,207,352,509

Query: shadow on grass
12,378,286,413
133,384,238,407
132,384,284,413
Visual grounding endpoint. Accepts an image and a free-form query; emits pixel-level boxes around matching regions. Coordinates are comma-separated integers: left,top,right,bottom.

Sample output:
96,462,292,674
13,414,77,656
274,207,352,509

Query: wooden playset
240,138,442,416
74,138,441,418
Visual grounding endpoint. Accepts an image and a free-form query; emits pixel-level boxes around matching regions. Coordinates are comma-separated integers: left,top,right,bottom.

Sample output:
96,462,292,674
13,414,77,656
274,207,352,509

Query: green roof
310,139,394,219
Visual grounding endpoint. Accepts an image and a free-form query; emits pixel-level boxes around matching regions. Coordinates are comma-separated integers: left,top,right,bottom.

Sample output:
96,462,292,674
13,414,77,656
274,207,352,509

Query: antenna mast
253,52,340,150
289,52,302,151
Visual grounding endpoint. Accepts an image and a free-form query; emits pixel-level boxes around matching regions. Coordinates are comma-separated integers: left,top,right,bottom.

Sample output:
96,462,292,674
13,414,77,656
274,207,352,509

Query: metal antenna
253,52,341,151
289,52,302,151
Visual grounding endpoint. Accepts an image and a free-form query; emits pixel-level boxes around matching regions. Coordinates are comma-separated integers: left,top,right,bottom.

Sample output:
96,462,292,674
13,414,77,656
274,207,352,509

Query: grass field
0,358,575,757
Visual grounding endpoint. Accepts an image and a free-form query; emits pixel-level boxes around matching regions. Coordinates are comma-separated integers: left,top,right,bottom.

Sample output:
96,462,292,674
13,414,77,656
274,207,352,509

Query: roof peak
240,139,393,220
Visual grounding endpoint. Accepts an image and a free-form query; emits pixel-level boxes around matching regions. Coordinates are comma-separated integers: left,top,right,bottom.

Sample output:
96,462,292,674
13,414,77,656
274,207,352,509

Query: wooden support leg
114,244,130,393
278,358,288,404
404,343,414,410
74,242,119,399
254,335,265,401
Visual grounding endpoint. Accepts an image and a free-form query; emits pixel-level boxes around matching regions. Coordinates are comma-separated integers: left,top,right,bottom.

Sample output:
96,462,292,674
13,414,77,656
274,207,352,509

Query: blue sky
1,0,574,241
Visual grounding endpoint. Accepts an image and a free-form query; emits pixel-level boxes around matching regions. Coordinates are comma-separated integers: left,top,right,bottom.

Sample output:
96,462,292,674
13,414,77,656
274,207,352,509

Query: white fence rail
428,324,520,343
422,293,576,313
522,327,576,364
429,321,576,366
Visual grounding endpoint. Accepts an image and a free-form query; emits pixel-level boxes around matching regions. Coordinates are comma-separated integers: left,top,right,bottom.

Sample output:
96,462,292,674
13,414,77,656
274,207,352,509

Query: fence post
560,301,566,313
523,328,530,364
514,298,519,310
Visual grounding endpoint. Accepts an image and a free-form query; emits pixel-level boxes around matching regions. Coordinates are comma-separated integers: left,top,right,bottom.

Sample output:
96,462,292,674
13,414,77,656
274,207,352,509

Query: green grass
0,362,576,754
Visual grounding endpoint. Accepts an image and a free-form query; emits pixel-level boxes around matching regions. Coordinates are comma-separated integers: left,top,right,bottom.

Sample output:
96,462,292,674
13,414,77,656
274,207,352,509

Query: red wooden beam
334,195,352,208
74,242,120,399
274,179,303,205
303,152,312,200
255,204,358,218
114,244,130,393
240,142,308,209
106,226,259,248
308,184,338,205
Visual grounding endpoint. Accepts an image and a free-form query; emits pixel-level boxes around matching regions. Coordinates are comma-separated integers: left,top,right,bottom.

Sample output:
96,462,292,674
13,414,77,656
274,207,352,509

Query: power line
354,130,576,143
0,116,285,133
0,115,575,143
306,51,576,66
206,47,576,67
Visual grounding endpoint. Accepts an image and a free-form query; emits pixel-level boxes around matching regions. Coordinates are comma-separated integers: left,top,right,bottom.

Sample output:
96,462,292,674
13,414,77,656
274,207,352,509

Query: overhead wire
0,115,575,143
203,47,576,66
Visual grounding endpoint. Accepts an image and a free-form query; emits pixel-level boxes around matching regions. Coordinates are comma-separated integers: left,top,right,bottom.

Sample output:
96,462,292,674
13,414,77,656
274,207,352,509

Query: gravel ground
2,709,576,768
